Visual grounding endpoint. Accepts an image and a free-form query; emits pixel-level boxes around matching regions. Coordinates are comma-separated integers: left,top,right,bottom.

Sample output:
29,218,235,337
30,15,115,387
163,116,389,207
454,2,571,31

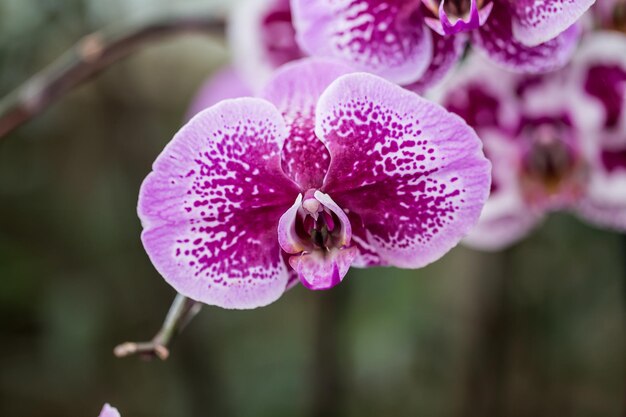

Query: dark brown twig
0,12,225,139
114,293,201,360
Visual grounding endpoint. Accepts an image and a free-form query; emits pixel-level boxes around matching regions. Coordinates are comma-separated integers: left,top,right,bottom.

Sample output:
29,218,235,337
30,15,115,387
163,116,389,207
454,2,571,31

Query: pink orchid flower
441,32,626,250
137,58,491,308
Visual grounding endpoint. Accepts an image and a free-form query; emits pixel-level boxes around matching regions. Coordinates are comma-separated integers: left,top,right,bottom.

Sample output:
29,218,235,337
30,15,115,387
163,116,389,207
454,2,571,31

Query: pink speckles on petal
261,58,355,189
289,246,358,290
316,73,491,268
98,404,121,417
472,6,582,74
291,0,433,84
138,98,300,309
510,0,596,47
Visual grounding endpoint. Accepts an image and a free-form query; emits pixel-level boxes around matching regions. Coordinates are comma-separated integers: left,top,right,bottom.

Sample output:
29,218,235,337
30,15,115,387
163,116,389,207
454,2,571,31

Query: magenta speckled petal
510,0,596,47
571,32,626,230
261,58,354,189
99,404,121,417
185,67,252,121
472,6,581,73
289,246,358,290
404,32,467,94
316,73,491,268
138,98,301,309
291,0,433,84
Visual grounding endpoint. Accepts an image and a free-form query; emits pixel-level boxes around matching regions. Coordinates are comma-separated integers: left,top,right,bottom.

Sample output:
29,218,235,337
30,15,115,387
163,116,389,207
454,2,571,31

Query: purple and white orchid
138,58,491,309
290,0,595,82
98,404,120,417
440,32,626,250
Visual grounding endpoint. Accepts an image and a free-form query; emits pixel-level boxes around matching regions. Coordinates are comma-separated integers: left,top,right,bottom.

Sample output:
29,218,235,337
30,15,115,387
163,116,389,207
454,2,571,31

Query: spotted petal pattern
571,32,626,231
291,0,433,84
139,99,300,309
261,58,354,189
316,73,491,267
472,6,581,73
510,0,596,47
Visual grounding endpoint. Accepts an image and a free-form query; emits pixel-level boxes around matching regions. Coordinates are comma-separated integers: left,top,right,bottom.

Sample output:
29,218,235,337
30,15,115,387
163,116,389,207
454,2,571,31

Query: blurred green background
0,1,624,416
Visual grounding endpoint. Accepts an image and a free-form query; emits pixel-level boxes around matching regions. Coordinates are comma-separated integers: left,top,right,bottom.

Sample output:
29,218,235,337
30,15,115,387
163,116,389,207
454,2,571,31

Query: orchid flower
98,404,120,417
290,0,595,80
229,0,466,93
440,32,626,250
137,58,491,309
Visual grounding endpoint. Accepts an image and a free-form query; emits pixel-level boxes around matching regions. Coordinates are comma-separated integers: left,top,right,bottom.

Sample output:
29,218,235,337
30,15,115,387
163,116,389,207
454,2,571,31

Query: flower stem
114,293,201,360
0,11,225,139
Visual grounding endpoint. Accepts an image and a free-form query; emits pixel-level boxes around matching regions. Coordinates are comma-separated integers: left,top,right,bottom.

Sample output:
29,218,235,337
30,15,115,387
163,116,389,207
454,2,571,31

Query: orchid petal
510,0,596,47
185,67,252,121
99,404,121,417
138,98,300,309
472,6,581,74
291,0,433,84
289,246,358,290
404,32,467,95
571,32,626,230
261,58,354,189
316,73,491,268
278,194,306,254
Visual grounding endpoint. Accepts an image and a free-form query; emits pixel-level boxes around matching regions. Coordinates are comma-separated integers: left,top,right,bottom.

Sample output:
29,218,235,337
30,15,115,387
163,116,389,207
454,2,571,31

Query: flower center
298,190,345,252
278,190,356,290
519,124,588,207
441,0,478,17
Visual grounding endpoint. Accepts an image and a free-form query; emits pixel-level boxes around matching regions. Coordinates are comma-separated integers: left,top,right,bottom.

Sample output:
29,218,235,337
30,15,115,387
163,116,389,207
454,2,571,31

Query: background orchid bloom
138,58,490,309
230,0,467,93
440,32,626,250
290,0,595,80
98,404,120,417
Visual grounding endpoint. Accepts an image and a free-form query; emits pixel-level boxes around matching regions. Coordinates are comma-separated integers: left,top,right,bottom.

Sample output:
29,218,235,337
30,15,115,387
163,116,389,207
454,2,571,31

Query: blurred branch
0,12,225,139
114,293,201,360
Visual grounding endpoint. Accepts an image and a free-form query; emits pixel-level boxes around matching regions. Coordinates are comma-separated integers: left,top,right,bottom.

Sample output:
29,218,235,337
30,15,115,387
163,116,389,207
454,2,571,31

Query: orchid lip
277,190,355,290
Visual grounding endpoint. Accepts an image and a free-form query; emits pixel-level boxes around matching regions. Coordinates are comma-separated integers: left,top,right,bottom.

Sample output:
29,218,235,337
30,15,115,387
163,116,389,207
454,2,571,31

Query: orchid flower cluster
441,31,626,250
230,0,595,93
134,0,614,311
